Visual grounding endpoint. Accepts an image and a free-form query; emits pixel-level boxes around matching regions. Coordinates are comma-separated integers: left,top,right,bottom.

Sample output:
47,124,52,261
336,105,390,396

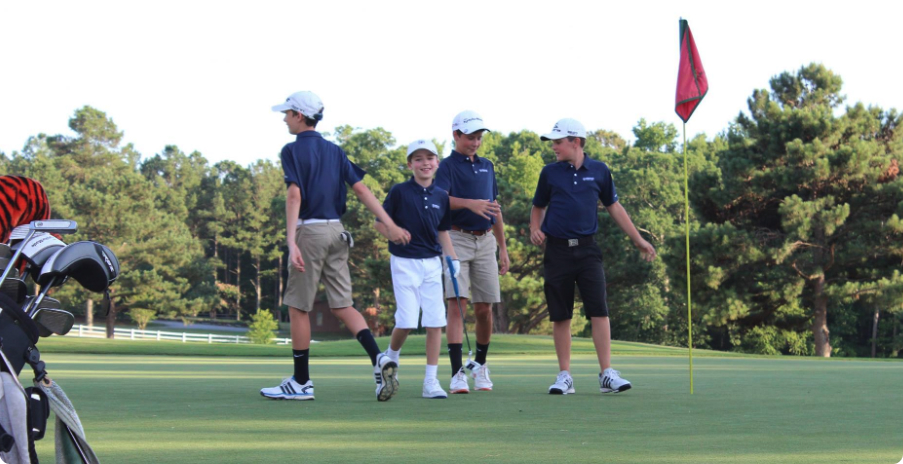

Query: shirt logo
479,169,489,173
582,177,595,181
431,204,440,209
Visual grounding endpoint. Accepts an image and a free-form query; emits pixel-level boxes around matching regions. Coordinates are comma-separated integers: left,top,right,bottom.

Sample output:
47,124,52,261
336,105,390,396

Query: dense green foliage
2,64,901,357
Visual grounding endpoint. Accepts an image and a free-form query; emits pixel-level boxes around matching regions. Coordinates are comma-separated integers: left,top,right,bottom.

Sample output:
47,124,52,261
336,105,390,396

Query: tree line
2,63,901,357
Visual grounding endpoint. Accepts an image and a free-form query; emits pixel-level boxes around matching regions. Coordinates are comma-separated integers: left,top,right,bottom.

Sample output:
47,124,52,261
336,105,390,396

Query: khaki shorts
283,222,353,311
443,230,501,303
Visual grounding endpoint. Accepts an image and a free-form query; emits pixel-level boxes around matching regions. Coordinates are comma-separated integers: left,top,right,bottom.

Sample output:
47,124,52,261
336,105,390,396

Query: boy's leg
553,320,573,372
591,317,612,371
290,307,312,383
444,232,475,378
390,328,410,352
469,234,501,367
425,327,442,366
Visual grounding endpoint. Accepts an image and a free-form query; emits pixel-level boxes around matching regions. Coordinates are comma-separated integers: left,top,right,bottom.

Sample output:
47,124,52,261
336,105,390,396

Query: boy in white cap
434,110,509,393
530,118,656,395
261,91,410,402
376,139,460,399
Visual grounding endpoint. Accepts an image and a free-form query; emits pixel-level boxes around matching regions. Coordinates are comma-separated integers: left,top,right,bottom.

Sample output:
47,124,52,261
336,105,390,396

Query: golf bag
0,221,119,464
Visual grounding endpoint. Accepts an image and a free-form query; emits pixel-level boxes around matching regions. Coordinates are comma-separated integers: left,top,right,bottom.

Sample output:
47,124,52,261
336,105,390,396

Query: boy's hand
530,228,546,246
468,199,500,220
636,239,656,262
388,224,411,245
448,259,461,279
289,243,305,272
498,248,510,275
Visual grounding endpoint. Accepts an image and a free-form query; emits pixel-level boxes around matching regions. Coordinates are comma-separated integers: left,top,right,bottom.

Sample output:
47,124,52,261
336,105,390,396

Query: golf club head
35,308,74,337
0,275,27,304
29,219,77,235
38,241,120,293
11,232,66,281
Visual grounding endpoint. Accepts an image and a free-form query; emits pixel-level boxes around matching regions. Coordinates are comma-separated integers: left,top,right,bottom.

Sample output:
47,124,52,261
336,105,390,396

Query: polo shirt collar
560,153,594,171
450,150,482,163
295,131,323,141
406,176,436,193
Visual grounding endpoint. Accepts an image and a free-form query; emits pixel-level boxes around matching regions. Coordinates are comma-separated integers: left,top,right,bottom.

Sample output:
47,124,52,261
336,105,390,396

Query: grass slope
30,351,903,463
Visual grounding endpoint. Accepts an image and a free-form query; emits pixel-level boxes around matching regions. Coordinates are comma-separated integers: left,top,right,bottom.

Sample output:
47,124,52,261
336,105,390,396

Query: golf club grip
444,256,460,297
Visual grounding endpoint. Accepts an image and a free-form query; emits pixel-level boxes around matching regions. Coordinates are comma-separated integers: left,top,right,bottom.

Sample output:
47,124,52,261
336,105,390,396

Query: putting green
29,347,903,463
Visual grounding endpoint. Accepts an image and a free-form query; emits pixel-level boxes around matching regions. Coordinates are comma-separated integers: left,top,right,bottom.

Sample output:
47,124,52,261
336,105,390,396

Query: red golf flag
675,19,708,123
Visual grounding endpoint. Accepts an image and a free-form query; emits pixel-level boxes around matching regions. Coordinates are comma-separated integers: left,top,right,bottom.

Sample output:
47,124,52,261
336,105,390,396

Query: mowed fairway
29,340,903,463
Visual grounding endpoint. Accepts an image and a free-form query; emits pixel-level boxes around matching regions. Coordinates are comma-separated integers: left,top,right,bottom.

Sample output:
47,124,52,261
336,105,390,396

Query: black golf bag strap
24,386,49,463
0,421,15,453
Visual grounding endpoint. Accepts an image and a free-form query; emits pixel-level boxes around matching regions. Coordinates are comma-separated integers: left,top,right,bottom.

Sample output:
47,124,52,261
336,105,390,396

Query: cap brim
459,127,491,135
272,103,292,112
541,133,567,141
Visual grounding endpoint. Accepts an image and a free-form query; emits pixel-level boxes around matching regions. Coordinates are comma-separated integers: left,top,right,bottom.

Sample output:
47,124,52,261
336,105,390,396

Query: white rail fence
69,324,292,345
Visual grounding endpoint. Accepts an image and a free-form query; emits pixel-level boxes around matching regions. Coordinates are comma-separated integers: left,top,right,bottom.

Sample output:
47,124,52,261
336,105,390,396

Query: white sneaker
600,368,632,393
260,377,314,400
422,378,448,399
469,362,493,391
374,353,398,402
449,368,470,394
549,372,575,395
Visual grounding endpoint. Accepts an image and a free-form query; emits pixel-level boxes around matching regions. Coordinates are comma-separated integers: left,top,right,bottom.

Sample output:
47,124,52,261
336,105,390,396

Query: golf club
445,256,473,364
34,308,75,337
0,220,77,287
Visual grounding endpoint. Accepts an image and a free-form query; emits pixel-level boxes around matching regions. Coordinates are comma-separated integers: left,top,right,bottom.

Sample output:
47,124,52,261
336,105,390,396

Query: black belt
546,235,594,247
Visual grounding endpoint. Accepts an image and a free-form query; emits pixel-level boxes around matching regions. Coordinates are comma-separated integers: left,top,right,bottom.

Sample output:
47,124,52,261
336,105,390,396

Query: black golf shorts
542,237,609,322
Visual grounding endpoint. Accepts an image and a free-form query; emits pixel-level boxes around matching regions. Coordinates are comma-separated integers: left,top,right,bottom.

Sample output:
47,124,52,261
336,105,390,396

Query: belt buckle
567,239,578,247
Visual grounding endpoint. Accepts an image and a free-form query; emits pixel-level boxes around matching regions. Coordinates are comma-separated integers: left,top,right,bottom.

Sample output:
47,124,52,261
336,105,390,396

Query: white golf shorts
390,255,447,329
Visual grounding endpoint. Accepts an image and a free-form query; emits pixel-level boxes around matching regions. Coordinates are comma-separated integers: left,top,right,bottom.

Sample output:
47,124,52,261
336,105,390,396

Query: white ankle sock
425,364,438,380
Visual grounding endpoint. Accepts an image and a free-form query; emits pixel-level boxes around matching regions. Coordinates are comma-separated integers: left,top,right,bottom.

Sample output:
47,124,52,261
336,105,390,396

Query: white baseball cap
541,118,586,141
271,91,324,120
407,139,439,158
452,110,490,135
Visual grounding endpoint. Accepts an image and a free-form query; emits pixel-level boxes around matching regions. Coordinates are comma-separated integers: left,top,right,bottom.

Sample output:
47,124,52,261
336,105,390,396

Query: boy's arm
286,184,305,272
491,202,509,275
438,230,460,278
438,230,458,260
352,182,411,245
530,206,547,246
606,201,656,262
448,196,500,220
374,220,390,239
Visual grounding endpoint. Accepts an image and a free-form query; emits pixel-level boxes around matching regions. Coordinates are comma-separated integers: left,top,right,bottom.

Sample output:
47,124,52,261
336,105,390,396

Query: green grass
27,338,903,463
37,333,739,357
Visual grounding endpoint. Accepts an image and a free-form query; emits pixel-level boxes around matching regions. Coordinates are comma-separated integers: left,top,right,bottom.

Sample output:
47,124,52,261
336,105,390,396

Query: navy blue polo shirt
434,150,499,231
381,178,451,259
280,131,366,220
532,154,619,239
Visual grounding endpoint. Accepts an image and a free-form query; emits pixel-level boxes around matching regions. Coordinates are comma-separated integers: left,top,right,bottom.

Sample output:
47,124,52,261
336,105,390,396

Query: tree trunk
871,308,880,358
493,301,509,334
86,298,94,327
105,298,117,339
211,238,218,320
893,319,899,358
812,275,832,357
235,252,242,321
255,256,261,314
277,255,283,308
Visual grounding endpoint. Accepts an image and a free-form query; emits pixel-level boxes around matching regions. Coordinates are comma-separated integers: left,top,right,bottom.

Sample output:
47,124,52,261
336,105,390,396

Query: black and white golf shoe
260,377,314,400
374,353,398,402
549,371,575,395
600,368,632,393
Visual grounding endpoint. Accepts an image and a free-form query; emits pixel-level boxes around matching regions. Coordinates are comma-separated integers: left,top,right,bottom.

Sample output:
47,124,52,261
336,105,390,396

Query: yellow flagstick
683,121,693,395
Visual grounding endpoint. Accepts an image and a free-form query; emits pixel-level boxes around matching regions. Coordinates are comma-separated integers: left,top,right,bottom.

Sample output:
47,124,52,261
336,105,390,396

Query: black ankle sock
448,343,463,376
475,342,489,365
355,329,381,366
292,349,310,384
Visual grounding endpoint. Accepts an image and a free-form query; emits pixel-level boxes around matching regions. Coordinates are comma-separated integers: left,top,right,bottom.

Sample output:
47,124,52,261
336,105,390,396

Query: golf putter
445,256,473,366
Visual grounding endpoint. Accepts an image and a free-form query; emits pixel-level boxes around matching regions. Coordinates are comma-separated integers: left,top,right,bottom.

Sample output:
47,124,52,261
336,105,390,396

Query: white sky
2,1,901,166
